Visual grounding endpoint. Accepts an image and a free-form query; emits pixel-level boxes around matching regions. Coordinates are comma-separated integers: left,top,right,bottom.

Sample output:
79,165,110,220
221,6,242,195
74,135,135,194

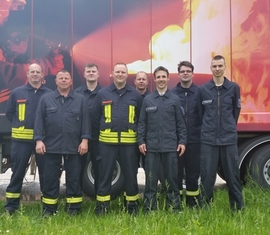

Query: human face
210,59,226,79
84,66,99,83
27,64,43,87
112,64,128,88
154,70,169,92
55,72,72,92
134,72,148,93
178,65,193,86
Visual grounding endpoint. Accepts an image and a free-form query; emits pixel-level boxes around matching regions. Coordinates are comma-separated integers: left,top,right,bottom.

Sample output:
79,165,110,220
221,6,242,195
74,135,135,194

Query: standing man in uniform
137,66,187,213
4,63,51,215
92,62,142,215
134,71,150,168
198,55,244,211
74,63,102,192
34,69,90,216
171,61,202,208
134,71,150,97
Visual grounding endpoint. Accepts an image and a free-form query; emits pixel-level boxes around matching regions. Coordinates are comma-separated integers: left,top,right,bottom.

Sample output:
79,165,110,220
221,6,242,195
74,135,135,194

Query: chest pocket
146,106,157,112
17,99,27,122
166,106,175,113
69,109,81,121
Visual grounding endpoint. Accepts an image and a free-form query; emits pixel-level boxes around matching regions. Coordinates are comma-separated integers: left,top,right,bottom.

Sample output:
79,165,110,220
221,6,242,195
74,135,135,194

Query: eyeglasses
179,70,192,74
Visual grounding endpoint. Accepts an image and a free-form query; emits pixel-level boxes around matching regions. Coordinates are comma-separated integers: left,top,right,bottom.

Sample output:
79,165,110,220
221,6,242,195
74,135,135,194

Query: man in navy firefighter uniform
4,63,51,215
92,62,142,215
198,55,244,211
171,61,202,208
74,63,102,192
34,69,90,216
137,66,187,213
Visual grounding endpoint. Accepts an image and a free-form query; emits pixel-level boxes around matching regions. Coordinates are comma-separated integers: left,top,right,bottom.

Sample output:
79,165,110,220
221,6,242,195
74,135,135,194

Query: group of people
4,54,244,217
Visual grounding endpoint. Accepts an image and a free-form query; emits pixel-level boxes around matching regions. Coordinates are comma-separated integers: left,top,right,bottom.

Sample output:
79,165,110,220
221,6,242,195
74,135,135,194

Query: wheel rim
263,158,270,185
87,161,121,186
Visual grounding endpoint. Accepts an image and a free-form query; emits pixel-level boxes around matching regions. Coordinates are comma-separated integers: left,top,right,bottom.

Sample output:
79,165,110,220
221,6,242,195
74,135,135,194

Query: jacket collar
53,89,75,99
153,89,171,98
109,82,131,92
26,82,47,91
209,77,231,90
175,82,196,93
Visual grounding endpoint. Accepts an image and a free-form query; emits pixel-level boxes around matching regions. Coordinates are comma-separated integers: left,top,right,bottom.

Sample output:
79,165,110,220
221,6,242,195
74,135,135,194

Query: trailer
0,0,269,197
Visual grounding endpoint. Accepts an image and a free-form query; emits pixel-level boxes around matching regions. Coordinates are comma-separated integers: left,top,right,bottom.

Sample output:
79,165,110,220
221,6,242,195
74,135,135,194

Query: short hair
56,69,71,76
85,63,98,70
177,61,194,73
27,63,43,72
212,55,226,62
135,71,148,79
153,66,169,77
113,62,128,72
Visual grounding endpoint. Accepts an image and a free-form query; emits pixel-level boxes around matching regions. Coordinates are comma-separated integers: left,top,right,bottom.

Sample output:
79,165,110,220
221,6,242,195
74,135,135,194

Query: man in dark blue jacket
171,61,202,208
92,63,142,215
138,66,187,213
34,69,90,216
4,63,51,215
74,63,102,192
198,55,244,211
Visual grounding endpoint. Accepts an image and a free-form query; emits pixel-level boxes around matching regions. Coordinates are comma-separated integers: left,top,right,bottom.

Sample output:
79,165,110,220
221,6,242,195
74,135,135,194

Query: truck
1,0,270,198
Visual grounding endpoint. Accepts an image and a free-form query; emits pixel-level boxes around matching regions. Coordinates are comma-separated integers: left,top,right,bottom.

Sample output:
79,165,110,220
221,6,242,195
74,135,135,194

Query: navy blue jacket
34,89,90,154
91,83,143,143
74,83,102,112
171,83,201,144
198,78,241,145
6,82,51,142
137,89,187,152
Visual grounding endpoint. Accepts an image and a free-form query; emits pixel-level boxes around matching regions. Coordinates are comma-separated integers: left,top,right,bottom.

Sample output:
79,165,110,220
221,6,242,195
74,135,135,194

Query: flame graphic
127,0,270,126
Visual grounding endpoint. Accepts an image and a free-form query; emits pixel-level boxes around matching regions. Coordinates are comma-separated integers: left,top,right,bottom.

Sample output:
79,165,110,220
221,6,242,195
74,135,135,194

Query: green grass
1,181,270,235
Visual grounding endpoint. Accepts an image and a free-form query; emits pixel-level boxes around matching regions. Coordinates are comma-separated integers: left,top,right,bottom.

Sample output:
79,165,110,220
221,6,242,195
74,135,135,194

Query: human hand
36,140,46,155
177,144,186,157
139,144,147,155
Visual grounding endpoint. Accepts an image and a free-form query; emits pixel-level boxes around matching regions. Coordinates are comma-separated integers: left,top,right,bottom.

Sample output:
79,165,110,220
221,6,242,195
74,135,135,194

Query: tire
250,145,270,188
82,158,125,199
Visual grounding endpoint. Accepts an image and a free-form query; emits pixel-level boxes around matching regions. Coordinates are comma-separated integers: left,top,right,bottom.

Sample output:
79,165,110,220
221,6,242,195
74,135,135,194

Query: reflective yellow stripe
186,189,200,196
11,127,34,140
99,130,137,144
104,104,112,123
18,103,26,121
97,195,110,202
128,105,135,124
6,192,20,199
179,190,183,195
125,194,139,201
42,197,58,205
66,197,83,204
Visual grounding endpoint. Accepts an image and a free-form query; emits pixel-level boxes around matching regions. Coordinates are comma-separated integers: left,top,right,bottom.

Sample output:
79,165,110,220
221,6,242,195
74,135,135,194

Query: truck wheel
250,145,270,188
82,159,125,199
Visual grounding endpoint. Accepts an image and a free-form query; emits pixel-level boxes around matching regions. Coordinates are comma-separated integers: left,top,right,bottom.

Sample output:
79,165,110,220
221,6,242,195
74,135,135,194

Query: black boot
95,201,109,216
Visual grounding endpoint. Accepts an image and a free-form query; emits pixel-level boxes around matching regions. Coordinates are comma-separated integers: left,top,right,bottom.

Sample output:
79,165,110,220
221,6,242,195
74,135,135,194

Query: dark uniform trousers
96,143,139,212
178,143,201,207
144,152,180,211
200,143,244,210
81,140,100,193
42,153,82,214
5,140,44,211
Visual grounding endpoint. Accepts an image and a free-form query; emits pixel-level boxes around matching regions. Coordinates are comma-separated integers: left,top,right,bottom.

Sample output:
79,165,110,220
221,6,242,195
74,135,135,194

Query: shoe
42,210,57,218
95,203,109,216
4,209,15,215
67,209,81,216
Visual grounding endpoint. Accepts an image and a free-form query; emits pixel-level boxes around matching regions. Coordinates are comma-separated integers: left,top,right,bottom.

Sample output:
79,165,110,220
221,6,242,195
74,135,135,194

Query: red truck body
1,0,270,191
